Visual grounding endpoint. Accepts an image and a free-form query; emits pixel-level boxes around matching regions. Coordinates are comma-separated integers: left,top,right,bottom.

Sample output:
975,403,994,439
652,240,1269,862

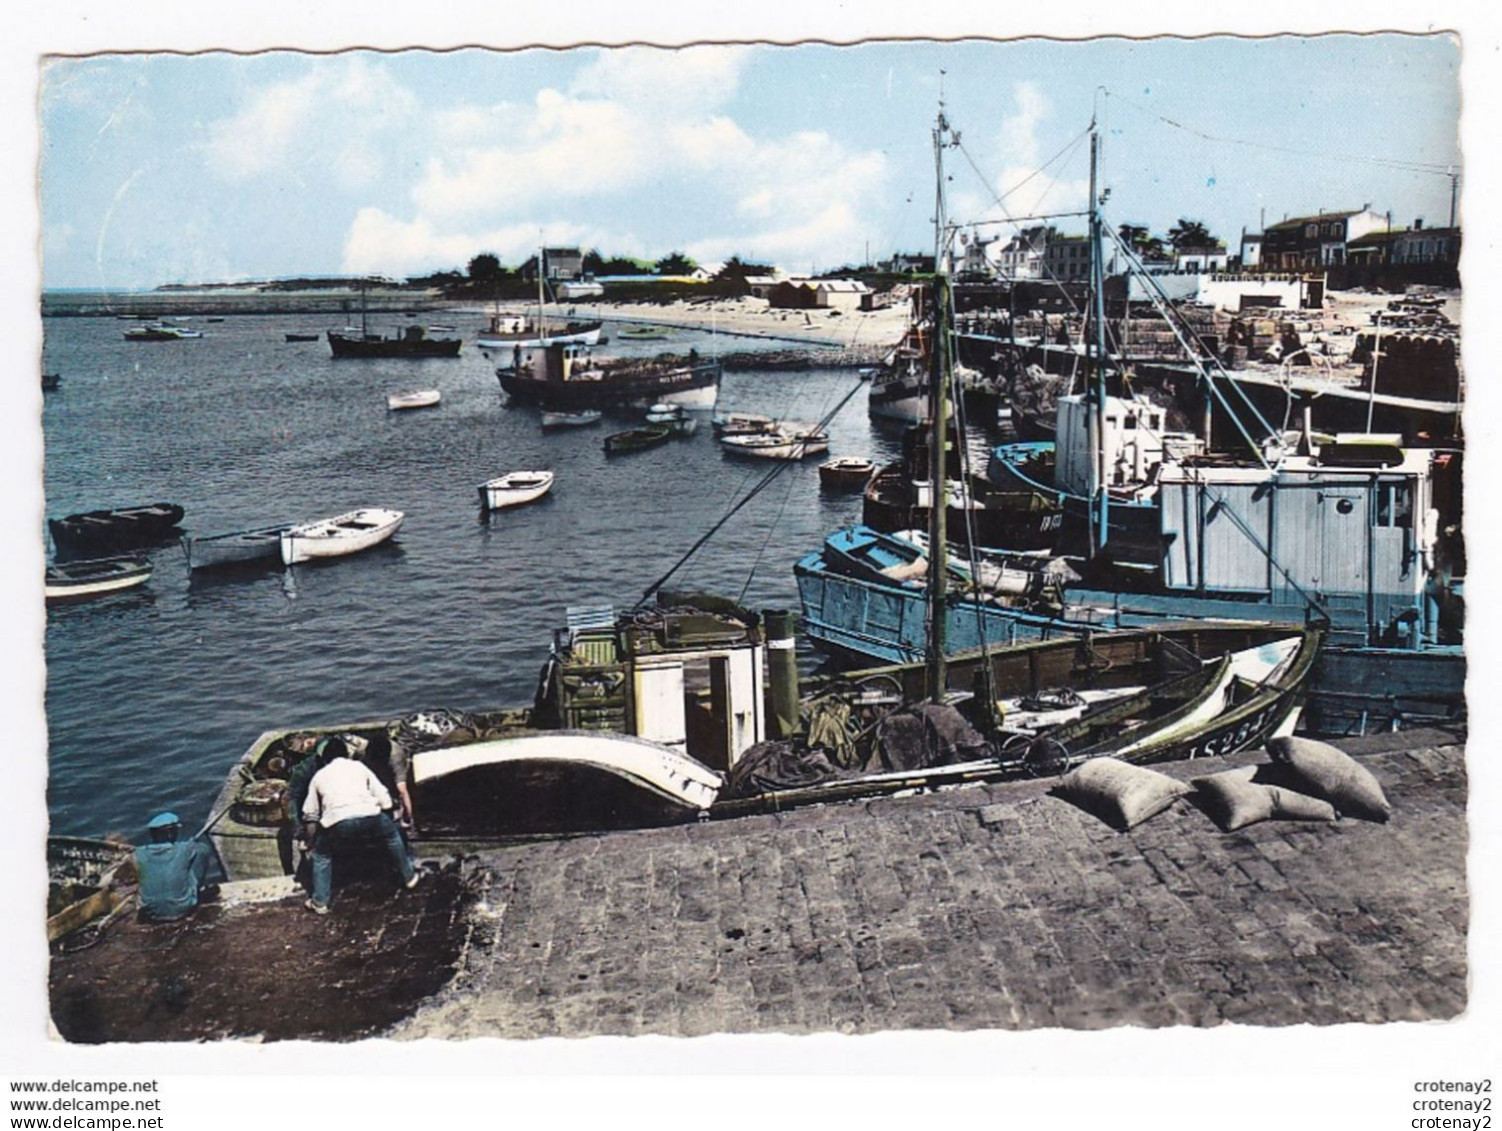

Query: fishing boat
328,325,461,359
387,389,442,411
44,554,152,601
718,621,1322,811
867,319,931,423
42,372,61,391
478,470,555,510
279,508,404,565
799,112,1465,735
327,282,462,358
49,502,185,557
720,427,829,460
604,425,673,454
184,525,291,571
540,409,602,429
203,590,1321,879
499,342,721,411
819,457,876,489
865,423,1063,553
206,601,772,877
477,316,604,350
476,263,604,350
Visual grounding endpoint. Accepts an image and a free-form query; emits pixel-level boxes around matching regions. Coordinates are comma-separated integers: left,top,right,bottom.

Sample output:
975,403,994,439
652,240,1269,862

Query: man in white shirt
301,736,419,913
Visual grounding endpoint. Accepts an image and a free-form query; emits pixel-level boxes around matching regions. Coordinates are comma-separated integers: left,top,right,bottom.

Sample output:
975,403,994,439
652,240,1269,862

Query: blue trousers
309,813,415,907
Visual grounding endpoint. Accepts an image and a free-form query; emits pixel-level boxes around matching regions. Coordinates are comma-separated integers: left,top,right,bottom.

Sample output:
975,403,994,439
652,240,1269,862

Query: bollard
764,609,800,740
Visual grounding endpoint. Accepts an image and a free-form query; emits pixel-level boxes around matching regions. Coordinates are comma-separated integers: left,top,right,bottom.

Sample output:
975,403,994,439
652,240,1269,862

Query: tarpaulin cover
723,740,846,798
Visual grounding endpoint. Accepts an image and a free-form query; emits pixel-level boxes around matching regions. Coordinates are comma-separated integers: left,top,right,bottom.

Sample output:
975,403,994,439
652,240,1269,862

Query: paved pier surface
47,730,1467,1041
393,729,1467,1039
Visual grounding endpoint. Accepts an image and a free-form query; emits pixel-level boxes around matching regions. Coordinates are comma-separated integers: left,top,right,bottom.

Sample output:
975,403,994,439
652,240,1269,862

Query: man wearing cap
133,812,216,922
301,735,418,914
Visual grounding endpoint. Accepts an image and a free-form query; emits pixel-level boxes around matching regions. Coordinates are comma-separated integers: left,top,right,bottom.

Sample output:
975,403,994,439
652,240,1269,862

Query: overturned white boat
387,389,441,411
411,731,723,836
478,470,555,510
280,507,404,565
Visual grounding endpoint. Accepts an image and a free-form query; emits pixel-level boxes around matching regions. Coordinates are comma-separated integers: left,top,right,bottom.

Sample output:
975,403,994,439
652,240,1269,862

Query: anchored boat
387,389,442,411
45,555,152,602
604,425,673,454
540,409,602,430
49,502,185,558
478,470,554,510
499,343,721,411
184,525,291,571
279,508,404,565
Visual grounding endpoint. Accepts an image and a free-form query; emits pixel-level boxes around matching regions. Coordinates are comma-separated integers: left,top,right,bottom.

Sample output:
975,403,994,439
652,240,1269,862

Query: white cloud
569,46,748,114
687,199,865,270
985,81,1090,224
342,207,607,276
203,57,418,185
335,45,886,277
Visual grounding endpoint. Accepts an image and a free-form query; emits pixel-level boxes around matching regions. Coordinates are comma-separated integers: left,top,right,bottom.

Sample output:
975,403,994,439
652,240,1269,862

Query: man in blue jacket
133,812,216,922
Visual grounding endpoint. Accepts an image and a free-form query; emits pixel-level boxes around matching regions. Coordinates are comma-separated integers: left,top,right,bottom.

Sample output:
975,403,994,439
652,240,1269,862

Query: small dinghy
644,403,697,436
185,524,292,571
604,425,673,454
387,389,442,411
541,409,602,429
720,427,829,460
45,554,152,601
819,456,875,488
478,470,555,511
280,508,404,565
284,332,319,343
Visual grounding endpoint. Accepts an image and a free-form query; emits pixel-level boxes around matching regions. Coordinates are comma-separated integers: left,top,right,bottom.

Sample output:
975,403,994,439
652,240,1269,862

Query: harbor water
41,312,938,837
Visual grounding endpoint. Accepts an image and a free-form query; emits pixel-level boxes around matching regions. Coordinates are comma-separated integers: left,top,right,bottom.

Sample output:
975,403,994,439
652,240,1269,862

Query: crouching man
134,812,217,922
301,736,419,914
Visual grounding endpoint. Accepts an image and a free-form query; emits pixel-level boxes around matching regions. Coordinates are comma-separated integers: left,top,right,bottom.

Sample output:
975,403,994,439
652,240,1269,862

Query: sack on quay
1192,766,1338,832
1267,736,1392,822
1053,757,1191,831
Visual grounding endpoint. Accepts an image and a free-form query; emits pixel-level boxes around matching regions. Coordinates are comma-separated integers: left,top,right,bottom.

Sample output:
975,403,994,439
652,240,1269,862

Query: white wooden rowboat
279,508,404,565
45,555,152,601
387,389,442,411
478,470,555,511
720,427,829,460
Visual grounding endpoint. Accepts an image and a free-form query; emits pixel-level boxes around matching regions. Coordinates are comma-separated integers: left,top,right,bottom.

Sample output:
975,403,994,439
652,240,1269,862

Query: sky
38,34,1462,290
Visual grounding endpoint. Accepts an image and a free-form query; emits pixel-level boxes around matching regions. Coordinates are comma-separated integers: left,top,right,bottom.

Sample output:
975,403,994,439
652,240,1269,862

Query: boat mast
925,101,954,704
1087,127,1111,558
537,247,547,335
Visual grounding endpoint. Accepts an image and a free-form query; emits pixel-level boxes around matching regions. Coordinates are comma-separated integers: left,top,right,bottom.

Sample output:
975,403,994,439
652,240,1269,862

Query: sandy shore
466,294,914,349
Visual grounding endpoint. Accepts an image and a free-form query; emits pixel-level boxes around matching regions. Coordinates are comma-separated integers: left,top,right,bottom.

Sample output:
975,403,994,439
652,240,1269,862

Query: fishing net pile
721,701,989,799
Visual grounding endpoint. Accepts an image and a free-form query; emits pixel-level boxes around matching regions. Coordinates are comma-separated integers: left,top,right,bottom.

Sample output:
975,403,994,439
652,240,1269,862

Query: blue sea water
41,312,917,838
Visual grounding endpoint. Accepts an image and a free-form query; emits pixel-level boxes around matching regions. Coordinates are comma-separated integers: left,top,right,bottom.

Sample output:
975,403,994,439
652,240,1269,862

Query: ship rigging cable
636,376,867,608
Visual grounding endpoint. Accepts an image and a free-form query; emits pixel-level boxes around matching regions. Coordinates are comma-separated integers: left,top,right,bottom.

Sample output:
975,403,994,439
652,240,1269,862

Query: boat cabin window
1376,482,1414,528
